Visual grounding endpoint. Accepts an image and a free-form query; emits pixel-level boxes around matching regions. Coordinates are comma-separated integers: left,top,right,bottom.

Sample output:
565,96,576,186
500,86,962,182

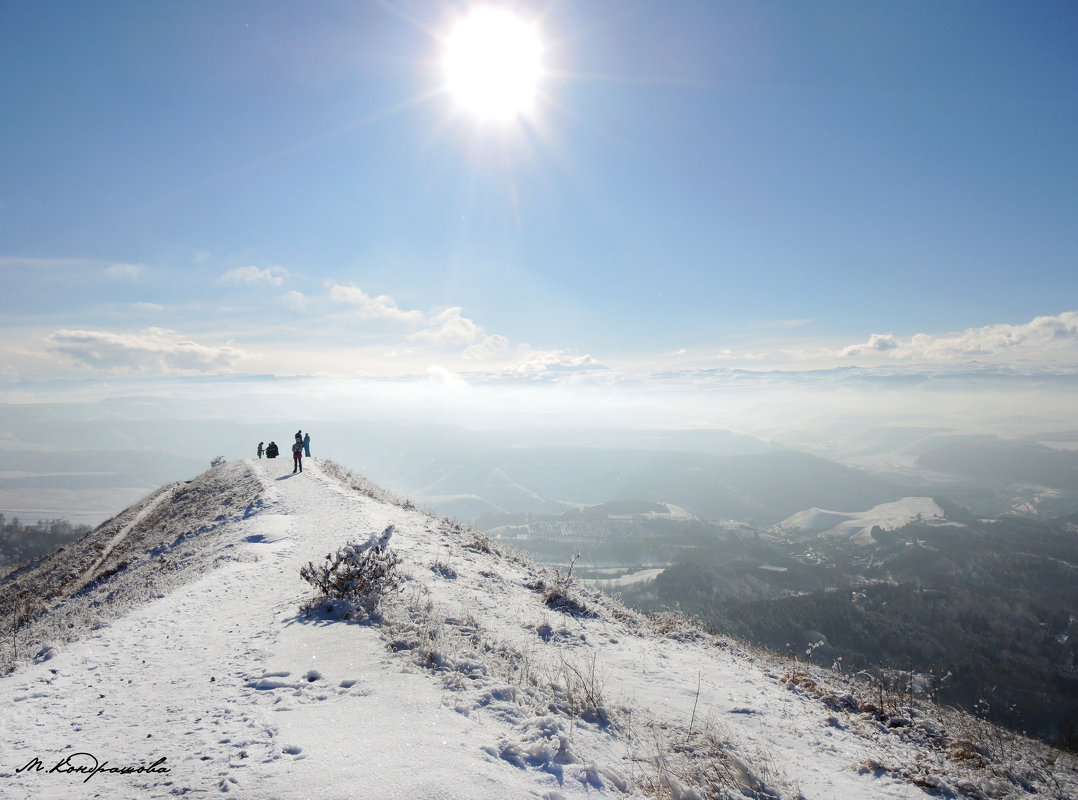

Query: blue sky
2,0,1077,420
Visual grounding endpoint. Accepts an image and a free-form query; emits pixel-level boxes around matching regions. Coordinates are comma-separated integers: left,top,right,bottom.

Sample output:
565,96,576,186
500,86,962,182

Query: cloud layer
328,285,424,323
46,328,244,374
327,282,598,373
11,253,1073,386
218,266,287,287
842,312,1078,362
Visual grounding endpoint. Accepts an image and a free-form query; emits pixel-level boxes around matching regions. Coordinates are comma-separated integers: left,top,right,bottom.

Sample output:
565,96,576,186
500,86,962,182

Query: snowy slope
778,498,950,545
2,460,1074,799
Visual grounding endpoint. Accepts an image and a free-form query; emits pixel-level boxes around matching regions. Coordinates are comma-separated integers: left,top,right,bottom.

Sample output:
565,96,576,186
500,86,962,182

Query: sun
443,7,543,122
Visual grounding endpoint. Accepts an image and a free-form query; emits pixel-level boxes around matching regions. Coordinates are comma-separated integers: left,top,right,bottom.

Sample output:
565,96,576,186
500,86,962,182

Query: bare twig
688,670,701,736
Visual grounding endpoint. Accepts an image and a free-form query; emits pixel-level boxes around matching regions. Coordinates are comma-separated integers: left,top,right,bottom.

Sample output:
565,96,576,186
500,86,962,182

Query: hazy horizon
3,2,1077,524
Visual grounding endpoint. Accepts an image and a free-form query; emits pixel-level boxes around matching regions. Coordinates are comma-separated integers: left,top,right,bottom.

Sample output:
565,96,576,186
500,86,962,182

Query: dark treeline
0,514,91,568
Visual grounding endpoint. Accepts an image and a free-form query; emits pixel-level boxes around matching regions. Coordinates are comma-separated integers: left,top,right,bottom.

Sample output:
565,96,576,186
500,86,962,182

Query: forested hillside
0,514,89,571
620,512,1078,749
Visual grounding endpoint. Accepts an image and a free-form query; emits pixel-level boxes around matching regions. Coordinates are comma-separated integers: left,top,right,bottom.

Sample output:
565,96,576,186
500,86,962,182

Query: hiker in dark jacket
266,441,279,458
257,441,264,459
292,439,303,473
302,432,311,457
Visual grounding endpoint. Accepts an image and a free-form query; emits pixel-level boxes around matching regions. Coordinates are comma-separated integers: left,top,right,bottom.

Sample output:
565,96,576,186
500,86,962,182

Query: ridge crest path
1,458,1008,798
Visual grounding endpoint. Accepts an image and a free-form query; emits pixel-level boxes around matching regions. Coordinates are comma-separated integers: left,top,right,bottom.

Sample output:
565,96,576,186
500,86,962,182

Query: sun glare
444,7,543,122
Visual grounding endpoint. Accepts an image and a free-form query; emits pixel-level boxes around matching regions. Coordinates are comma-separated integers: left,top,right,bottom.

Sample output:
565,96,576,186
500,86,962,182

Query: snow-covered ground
2,460,1074,799
606,504,696,522
582,568,665,589
778,498,952,545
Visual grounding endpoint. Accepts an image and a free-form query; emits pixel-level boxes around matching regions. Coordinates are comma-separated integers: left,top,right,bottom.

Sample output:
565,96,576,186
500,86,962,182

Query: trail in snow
78,483,178,589
1,458,1073,800
2,460,594,799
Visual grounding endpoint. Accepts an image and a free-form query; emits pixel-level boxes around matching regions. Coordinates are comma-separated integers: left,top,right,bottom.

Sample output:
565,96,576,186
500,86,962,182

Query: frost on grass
299,525,402,622
526,554,599,619
372,571,788,800
781,662,1077,799
1,459,263,674
627,714,786,800
318,461,418,510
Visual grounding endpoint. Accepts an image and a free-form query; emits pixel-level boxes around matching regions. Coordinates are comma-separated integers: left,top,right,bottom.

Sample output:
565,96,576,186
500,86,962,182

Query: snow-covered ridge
2,460,1074,799
778,497,951,545
2,460,266,672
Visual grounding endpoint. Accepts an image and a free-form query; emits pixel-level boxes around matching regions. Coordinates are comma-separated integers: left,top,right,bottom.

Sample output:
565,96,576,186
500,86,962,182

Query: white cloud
328,284,425,323
327,286,496,352
516,350,603,373
130,302,165,312
842,333,899,357
45,328,244,374
463,334,510,360
426,365,470,388
219,265,287,287
913,312,1078,358
411,307,481,345
842,312,1078,362
285,291,309,311
324,283,600,374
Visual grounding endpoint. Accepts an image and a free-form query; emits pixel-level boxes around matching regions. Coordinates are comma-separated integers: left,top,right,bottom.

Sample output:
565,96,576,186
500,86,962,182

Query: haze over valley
4,1,1078,793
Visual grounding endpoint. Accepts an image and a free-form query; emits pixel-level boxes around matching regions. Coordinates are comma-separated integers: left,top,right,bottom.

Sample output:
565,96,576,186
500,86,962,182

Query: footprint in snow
248,676,296,691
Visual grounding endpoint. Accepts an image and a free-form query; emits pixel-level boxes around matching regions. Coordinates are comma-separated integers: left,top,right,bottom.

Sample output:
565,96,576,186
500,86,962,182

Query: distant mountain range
3,407,1078,528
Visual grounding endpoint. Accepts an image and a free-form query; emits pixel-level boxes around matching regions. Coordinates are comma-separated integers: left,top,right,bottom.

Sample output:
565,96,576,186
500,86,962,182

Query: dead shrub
300,527,402,621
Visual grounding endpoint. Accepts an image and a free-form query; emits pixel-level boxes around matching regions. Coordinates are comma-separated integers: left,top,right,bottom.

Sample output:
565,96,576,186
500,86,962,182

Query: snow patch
779,497,949,543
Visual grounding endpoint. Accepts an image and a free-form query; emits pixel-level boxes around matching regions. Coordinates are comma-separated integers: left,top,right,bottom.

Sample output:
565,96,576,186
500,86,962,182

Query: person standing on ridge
257,441,264,459
303,432,311,458
292,438,303,473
